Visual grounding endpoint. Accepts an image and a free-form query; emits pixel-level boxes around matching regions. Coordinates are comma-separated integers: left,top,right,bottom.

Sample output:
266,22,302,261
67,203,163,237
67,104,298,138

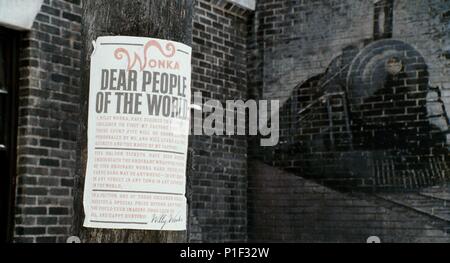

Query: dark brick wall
12,0,251,243
253,0,450,191
248,0,450,242
14,0,82,243
266,38,450,191
188,0,249,242
9,0,449,243
249,161,450,243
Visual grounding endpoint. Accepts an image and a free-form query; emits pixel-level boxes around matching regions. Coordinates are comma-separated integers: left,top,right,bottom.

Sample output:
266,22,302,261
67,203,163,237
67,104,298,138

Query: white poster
83,36,191,231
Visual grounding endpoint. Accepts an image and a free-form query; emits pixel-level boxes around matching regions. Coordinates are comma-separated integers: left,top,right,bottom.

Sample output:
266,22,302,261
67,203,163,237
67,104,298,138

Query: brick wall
14,0,82,243
9,0,450,243
248,0,450,242
188,0,250,242
249,161,450,242
12,0,251,243
250,0,450,188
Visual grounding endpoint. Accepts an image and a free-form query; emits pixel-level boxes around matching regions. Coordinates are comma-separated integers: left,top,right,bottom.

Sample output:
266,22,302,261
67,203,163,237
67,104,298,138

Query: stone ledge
209,0,255,17
228,0,255,10
0,0,44,30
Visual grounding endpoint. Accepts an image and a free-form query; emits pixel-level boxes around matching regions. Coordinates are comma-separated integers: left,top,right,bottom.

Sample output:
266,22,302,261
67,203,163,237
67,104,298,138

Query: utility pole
72,0,193,243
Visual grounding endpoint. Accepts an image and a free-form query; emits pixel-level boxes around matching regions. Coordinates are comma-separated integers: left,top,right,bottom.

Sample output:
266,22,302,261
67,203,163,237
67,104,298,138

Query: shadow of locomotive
258,39,450,193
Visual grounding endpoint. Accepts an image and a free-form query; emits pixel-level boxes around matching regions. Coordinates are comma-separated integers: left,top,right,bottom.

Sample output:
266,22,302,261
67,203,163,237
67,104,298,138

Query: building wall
14,0,82,243
188,0,250,242
249,0,450,105
248,0,450,242
249,161,450,243
12,0,251,243
8,0,450,243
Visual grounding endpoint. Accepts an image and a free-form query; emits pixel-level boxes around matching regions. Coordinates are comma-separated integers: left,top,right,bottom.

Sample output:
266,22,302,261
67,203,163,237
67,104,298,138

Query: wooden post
72,0,193,243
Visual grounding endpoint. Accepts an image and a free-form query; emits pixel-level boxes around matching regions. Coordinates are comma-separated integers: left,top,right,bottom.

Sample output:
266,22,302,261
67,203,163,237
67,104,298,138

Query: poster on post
83,36,191,231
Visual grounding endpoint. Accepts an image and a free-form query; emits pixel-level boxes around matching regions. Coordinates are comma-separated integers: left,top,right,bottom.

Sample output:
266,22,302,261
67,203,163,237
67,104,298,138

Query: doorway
0,26,19,243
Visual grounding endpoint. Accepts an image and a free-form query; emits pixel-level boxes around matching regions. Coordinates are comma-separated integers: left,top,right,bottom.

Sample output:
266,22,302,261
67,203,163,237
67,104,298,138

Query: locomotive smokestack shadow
258,39,450,193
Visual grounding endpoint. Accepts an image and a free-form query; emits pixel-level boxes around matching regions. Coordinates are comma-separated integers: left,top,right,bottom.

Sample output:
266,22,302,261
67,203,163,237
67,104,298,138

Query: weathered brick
36,217,58,225
189,0,249,243
39,158,60,167
62,12,81,23
48,207,69,215
15,227,46,236
14,0,81,243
